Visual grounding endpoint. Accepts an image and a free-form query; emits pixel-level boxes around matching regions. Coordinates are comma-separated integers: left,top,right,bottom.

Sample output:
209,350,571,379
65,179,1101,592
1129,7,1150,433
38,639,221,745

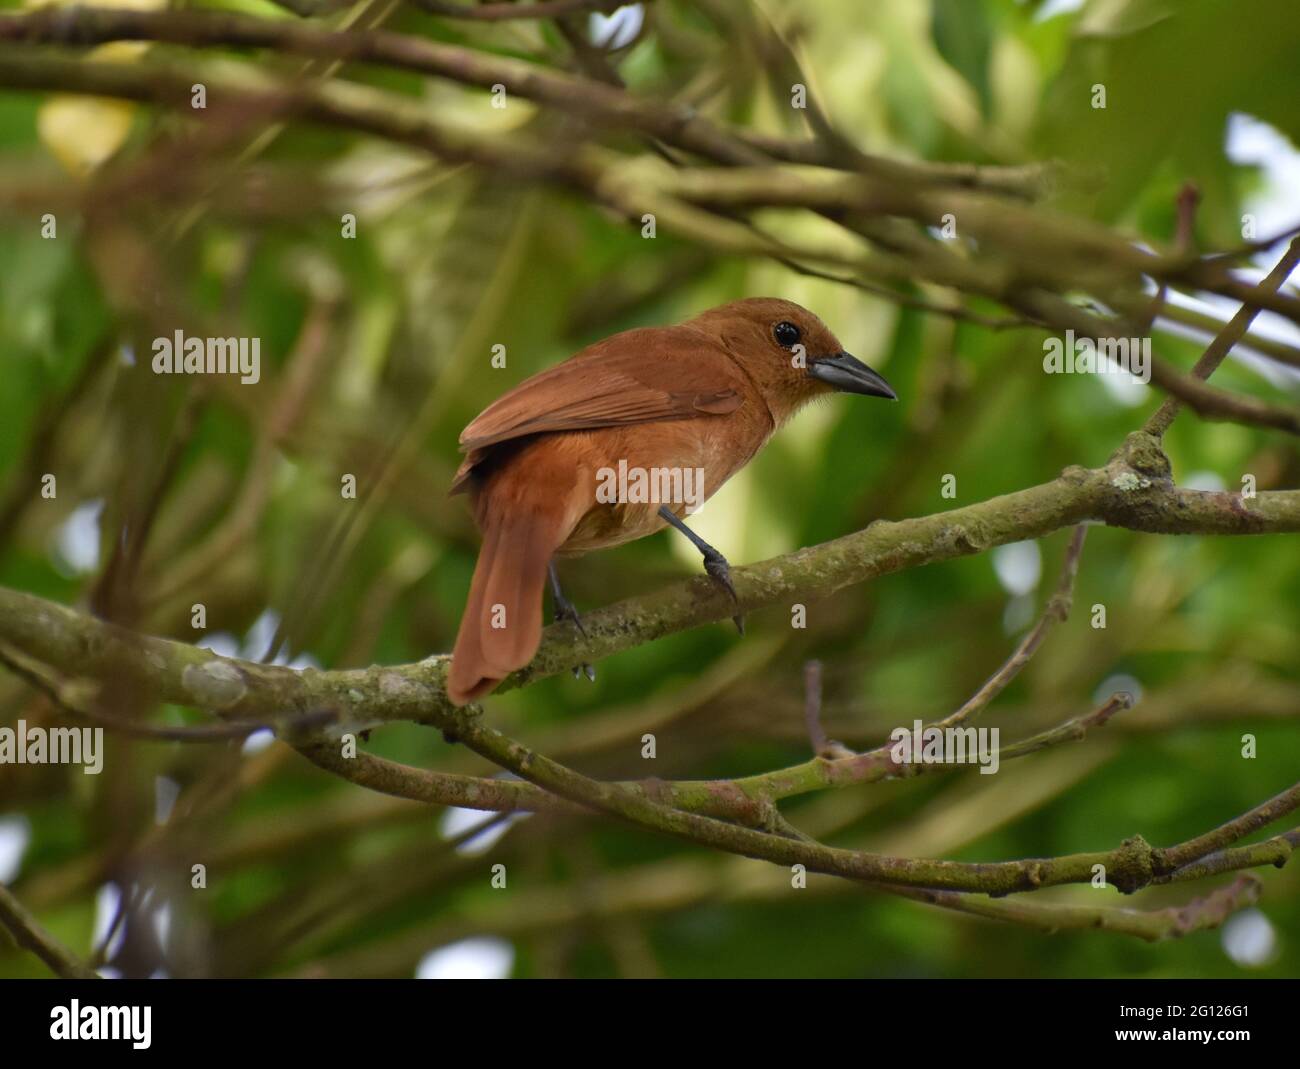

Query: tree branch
0,883,99,979
0,481,1295,896
0,434,1295,734
1145,237,1300,436
0,8,1014,188
895,874,1262,942
2,27,1297,389
406,0,636,21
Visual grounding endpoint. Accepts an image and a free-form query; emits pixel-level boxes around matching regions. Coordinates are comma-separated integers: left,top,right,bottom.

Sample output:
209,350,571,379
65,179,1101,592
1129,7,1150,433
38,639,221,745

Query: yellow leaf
32,0,166,175
37,95,138,178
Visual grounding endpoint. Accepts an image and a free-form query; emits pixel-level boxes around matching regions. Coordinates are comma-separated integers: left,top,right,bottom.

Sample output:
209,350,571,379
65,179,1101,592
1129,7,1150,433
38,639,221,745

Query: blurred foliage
0,0,1298,978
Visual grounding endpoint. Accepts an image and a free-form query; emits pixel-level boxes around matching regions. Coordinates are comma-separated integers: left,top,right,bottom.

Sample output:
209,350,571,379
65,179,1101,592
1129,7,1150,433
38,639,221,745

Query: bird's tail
447,501,571,706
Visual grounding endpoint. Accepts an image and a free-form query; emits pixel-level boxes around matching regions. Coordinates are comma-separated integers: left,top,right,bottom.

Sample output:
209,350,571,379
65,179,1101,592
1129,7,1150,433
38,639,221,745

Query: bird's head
689,298,897,423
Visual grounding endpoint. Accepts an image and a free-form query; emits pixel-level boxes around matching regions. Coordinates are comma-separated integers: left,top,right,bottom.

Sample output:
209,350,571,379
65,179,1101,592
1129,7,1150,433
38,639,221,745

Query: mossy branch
0,433,1297,903
0,433,1295,727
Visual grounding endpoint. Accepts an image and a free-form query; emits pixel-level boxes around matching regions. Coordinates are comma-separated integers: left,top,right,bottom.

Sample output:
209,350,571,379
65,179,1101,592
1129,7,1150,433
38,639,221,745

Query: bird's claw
703,550,745,634
552,595,588,640
551,577,593,681
702,549,736,600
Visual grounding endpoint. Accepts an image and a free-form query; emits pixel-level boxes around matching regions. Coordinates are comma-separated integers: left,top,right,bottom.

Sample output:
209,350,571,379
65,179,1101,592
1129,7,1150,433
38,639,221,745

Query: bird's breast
553,415,770,554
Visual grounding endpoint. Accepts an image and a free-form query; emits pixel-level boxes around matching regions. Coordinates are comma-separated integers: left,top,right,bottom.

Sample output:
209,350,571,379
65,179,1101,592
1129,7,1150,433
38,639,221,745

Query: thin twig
775,255,1042,331
1147,356,1300,435
0,883,100,979
1145,237,1300,436
407,0,630,20
934,525,1087,733
802,659,851,759
892,874,1260,942
1153,780,1300,876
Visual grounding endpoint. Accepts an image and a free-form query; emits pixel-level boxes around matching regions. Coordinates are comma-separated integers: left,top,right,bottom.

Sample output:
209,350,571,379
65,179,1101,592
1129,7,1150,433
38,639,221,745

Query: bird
445,297,897,706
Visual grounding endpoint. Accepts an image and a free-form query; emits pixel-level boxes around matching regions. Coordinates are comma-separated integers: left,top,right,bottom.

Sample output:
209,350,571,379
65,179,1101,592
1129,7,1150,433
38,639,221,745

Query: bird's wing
458,326,747,451
451,326,747,494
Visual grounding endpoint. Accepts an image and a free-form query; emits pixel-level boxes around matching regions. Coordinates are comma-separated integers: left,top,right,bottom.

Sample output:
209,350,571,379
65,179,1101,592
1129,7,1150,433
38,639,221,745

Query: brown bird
446,297,896,705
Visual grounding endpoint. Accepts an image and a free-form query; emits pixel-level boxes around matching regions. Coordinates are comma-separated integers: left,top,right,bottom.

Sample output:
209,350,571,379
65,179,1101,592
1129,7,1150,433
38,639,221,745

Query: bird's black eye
774,321,801,348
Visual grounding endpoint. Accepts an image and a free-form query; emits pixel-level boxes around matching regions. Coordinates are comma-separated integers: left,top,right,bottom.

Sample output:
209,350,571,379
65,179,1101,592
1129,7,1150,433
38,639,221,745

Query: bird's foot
552,591,588,640
552,594,594,681
816,740,856,761
702,548,745,635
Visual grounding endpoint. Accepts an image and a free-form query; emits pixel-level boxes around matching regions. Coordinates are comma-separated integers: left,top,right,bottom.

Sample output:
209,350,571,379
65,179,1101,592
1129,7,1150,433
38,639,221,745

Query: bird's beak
809,352,898,400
